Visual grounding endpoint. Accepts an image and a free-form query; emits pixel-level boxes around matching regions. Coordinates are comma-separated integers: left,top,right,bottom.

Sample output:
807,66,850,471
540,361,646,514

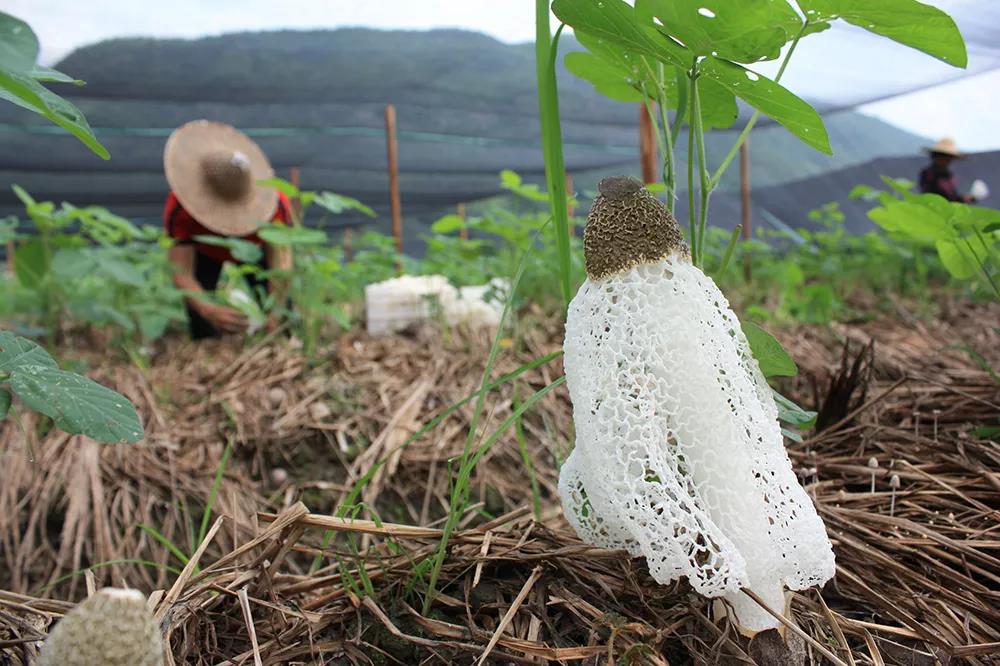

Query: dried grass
1,303,998,664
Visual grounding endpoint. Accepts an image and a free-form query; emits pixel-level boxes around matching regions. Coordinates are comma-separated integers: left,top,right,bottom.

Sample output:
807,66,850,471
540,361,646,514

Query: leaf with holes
700,57,830,153
0,69,109,159
638,0,802,63
742,321,798,377
552,0,690,69
8,365,143,443
796,0,967,67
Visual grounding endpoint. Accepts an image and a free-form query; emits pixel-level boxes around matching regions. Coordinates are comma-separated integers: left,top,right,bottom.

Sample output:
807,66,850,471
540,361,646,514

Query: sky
8,0,1000,151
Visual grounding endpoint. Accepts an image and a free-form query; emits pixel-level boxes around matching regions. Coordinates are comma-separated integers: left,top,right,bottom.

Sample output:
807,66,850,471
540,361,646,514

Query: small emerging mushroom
868,456,879,494
38,588,163,666
559,177,835,633
889,474,901,516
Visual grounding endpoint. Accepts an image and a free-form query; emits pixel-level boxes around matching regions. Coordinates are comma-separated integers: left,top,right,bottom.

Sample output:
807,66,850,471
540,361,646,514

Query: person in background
163,120,293,339
918,137,976,203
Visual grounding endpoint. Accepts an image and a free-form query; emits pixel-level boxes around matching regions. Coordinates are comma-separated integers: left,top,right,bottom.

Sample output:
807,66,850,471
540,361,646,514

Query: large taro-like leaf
637,0,802,63
8,365,143,443
796,0,967,67
0,331,57,373
555,0,827,151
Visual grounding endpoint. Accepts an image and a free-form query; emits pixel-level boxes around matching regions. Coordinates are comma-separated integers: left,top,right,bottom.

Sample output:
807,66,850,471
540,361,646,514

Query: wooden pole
384,104,404,259
5,241,14,276
288,166,302,222
565,172,575,236
457,202,468,241
639,104,658,185
740,140,752,280
343,228,353,262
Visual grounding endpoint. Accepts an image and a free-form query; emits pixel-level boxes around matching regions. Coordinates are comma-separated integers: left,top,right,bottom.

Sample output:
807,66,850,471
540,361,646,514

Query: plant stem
691,63,710,267
535,9,572,305
715,224,743,277
687,63,698,262
708,23,808,192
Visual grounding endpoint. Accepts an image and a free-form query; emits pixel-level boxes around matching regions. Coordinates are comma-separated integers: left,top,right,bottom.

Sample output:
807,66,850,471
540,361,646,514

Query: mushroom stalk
559,177,835,633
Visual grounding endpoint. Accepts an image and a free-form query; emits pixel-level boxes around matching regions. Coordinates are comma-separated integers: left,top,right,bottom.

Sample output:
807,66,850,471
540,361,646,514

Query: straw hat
164,120,277,236
924,137,964,158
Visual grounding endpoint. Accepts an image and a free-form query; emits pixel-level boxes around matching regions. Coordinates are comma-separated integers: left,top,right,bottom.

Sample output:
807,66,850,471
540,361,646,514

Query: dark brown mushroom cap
583,176,689,280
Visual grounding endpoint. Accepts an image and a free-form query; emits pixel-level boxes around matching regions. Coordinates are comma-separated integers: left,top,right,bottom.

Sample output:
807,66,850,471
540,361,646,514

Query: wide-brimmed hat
924,137,964,158
164,120,277,236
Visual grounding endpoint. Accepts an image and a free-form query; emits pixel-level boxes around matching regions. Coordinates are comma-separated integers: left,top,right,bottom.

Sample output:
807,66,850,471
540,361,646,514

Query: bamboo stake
343,228,354,262
639,104,658,185
288,166,302,223
385,104,404,263
457,203,468,241
740,140,752,280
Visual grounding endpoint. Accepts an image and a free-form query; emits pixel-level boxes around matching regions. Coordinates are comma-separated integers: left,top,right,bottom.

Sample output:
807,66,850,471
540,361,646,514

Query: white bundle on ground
559,176,835,633
365,275,506,335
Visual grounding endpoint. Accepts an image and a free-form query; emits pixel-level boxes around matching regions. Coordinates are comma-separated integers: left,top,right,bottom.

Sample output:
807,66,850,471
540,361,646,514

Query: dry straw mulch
1,304,998,664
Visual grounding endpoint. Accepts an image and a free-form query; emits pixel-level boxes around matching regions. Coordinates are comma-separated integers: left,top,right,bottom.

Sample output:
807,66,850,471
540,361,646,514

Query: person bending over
163,120,293,339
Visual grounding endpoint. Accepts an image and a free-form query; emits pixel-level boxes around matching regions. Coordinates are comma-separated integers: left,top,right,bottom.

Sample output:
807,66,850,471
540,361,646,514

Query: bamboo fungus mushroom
38,588,164,666
558,176,835,633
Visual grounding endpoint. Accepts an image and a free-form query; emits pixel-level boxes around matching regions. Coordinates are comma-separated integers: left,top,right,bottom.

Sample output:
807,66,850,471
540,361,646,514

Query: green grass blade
536,7,572,304
422,219,550,614
138,524,190,566
714,224,743,278
513,382,543,521
198,437,233,548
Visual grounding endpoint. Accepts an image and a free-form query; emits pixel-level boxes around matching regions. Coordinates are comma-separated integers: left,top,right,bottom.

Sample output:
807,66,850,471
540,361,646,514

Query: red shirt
163,191,292,264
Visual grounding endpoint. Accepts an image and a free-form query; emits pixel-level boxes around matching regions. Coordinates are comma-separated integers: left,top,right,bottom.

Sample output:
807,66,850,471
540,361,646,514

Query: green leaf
742,321,798,377
51,248,95,279
258,177,299,197
795,0,967,67
0,387,11,419
14,237,51,288
867,199,951,241
431,214,466,234
935,236,989,280
565,50,646,102
257,223,328,246
0,68,109,159
984,222,1000,234
552,0,690,69
773,389,817,427
699,57,830,153
695,76,739,129
192,235,264,264
313,191,376,218
100,257,145,287
0,12,39,73
29,65,82,85
638,0,802,63
0,331,57,373
8,365,143,443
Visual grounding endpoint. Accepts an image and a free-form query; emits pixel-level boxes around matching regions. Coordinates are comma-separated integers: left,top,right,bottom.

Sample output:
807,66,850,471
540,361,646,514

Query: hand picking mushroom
558,176,835,633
